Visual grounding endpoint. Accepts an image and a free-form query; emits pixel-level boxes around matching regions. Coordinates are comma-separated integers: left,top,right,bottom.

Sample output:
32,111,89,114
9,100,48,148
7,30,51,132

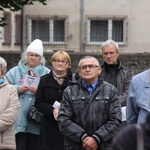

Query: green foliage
0,0,47,26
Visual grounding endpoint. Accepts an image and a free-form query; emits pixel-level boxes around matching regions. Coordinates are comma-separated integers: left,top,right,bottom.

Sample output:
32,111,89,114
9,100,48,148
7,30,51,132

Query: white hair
78,56,100,67
0,56,7,74
21,51,46,65
101,39,119,52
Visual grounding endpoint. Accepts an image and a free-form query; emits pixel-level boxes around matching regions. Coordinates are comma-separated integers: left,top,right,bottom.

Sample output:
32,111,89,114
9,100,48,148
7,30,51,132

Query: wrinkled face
102,44,119,65
78,58,101,84
26,52,41,68
52,55,69,73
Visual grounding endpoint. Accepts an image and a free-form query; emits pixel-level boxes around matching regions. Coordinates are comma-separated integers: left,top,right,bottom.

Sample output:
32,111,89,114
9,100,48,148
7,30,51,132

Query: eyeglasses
79,64,99,70
53,59,68,65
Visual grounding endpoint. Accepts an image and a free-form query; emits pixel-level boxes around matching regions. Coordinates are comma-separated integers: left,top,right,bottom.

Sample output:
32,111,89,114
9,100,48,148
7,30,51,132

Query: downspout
80,0,84,52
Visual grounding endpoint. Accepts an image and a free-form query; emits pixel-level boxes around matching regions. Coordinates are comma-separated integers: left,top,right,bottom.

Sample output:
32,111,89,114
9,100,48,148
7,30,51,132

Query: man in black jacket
58,56,122,150
100,40,134,122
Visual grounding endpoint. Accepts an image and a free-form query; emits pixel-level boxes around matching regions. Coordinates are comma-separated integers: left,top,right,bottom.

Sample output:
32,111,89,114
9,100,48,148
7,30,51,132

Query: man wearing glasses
58,56,122,150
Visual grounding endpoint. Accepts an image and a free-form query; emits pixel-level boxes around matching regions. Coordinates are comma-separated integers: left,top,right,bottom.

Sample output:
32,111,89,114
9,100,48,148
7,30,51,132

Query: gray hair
21,51,46,65
0,56,7,74
101,39,119,52
78,56,100,67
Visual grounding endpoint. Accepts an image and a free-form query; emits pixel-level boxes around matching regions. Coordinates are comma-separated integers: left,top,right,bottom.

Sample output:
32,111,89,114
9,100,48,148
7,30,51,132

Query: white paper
23,75,40,94
23,75,39,87
53,101,60,109
121,106,126,121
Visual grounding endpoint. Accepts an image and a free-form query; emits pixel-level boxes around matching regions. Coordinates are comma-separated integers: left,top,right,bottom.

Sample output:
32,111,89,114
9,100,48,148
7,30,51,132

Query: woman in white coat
0,56,20,150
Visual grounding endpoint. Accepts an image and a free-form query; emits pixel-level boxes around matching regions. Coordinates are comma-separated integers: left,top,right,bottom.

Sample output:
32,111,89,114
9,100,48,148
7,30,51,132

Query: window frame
27,15,68,45
86,16,127,45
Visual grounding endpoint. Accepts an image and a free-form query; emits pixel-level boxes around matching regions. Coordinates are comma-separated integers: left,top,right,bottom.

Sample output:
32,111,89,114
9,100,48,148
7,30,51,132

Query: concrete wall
0,52,150,75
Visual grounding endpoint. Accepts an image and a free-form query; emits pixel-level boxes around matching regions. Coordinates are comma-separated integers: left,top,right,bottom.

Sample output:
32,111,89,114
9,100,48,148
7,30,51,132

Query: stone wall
0,51,150,75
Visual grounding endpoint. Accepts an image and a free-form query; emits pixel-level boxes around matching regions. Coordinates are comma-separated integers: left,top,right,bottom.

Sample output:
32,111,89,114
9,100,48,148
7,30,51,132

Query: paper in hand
53,101,60,109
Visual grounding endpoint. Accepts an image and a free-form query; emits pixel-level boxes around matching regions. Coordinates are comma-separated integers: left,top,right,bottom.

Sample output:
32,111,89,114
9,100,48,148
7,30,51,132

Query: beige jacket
0,77,20,150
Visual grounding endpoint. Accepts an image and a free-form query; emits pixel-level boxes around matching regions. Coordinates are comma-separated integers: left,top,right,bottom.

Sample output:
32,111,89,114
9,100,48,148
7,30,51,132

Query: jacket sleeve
58,87,87,143
118,69,134,106
0,86,20,132
126,79,139,124
5,67,20,92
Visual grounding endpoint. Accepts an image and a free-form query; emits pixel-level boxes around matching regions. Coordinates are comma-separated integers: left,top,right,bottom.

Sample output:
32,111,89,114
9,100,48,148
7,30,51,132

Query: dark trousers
16,132,38,150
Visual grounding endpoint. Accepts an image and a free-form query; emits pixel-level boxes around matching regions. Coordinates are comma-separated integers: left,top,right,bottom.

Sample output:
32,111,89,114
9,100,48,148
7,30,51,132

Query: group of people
0,38,149,150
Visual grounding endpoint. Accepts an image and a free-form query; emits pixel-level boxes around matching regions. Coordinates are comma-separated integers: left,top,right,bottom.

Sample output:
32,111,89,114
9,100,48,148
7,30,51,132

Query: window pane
90,20,108,42
54,20,65,42
3,11,11,44
32,20,49,41
15,14,22,44
112,20,123,42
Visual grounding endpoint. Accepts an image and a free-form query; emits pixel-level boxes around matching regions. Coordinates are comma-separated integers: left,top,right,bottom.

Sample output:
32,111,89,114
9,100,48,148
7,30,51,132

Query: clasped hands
83,136,98,150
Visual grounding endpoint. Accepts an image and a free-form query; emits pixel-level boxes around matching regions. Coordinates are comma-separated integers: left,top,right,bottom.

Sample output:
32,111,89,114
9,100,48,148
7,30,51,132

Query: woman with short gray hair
0,56,20,150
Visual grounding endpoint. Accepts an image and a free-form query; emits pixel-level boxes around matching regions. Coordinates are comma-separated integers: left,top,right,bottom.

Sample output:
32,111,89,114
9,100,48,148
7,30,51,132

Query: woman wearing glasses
35,50,73,150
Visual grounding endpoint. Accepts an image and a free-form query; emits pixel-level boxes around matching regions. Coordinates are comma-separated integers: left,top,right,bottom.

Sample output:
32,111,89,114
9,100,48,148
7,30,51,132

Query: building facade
0,0,150,53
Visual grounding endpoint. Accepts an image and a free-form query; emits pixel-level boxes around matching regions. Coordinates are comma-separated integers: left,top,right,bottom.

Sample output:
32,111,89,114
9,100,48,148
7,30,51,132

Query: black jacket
101,60,134,106
35,69,73,150
58,76,122,150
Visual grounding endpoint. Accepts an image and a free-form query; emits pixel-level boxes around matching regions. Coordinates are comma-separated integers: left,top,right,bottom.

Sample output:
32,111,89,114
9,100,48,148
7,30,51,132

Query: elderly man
58,56,122,150
100,40,134,122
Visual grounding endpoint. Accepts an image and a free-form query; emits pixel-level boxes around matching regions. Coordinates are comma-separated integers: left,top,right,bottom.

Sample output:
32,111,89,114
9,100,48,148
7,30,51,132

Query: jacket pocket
94,95,110,114
71,95,87,119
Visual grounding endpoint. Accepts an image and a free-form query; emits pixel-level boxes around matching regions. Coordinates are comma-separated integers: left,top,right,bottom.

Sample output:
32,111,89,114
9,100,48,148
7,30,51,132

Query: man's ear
78,69,81,76
98,67,102,75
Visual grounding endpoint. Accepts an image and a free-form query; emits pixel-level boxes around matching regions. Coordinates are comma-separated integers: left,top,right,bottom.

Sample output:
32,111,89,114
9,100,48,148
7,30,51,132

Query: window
15,14,22,44
28,16,67,44
87,16,127,45
2,11,11,45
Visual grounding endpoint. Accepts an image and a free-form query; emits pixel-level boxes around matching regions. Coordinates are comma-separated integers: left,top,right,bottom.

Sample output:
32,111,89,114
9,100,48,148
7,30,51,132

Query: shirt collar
82,79,98,89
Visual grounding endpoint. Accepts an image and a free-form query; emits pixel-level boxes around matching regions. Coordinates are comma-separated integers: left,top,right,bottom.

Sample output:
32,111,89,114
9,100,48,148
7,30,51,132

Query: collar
82,79,98,89
101,59,122,70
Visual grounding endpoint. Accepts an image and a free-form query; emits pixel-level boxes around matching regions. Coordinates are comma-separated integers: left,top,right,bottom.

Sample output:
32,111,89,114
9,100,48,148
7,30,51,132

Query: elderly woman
0,56,20,150
6,39,50,150
35,50,74,150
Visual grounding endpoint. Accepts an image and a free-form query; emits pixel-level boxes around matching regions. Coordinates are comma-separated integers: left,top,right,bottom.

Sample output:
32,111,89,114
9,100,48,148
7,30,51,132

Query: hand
19,86,29,93
53,108,59,121
28,87,37,94
83,136,98,150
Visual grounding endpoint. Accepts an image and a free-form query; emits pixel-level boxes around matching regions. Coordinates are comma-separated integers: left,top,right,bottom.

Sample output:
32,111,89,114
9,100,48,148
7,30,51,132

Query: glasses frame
79,64,99,70
53,59,68,65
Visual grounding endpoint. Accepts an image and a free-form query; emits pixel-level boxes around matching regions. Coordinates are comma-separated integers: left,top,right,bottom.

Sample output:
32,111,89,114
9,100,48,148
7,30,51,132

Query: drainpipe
21,5,26,51
80,0,84,52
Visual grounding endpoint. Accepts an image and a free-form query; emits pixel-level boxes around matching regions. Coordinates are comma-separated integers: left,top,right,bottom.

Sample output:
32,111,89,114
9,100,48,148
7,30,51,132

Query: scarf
53,70,67,85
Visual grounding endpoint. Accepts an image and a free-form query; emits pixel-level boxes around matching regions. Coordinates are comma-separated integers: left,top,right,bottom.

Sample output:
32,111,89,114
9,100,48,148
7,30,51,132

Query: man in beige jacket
0,56,20,150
